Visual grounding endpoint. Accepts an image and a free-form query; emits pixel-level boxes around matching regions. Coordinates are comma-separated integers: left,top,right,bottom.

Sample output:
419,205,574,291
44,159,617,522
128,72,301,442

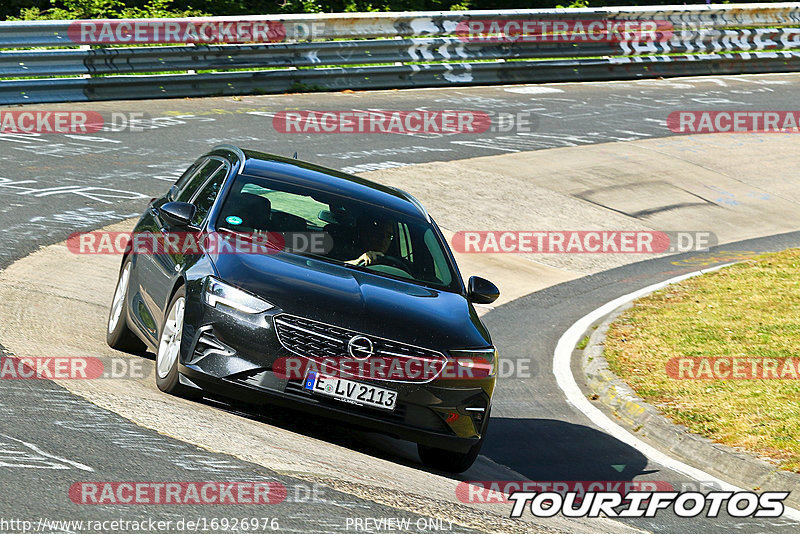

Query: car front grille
273,314,447,383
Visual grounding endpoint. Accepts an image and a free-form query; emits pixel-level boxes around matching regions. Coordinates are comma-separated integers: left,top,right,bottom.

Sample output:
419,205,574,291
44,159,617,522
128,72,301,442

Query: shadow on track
188,390,651,486
482,417,651,481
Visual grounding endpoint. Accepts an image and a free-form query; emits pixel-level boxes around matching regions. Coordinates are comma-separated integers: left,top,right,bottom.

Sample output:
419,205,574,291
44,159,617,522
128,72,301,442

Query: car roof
208,145,430,222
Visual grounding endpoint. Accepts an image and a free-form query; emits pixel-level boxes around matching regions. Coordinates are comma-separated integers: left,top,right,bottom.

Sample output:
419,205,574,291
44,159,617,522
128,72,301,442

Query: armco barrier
1,4,800,104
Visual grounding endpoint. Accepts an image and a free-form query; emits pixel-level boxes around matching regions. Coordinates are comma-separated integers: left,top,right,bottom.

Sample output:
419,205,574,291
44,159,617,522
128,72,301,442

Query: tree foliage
1,0,778,22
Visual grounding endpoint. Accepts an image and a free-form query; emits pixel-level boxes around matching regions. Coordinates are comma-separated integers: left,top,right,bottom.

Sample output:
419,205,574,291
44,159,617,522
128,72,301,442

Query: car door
153,158,229,315
131,158,224,339
128,158,206,341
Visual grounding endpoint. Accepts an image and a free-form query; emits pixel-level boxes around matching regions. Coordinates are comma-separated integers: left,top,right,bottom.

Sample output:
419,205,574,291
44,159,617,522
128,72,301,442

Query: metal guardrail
1,4,800,104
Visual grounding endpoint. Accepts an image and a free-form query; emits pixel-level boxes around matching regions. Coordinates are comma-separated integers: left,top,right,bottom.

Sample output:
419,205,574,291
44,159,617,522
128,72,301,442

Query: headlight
449,348,497,378
203,277,274,314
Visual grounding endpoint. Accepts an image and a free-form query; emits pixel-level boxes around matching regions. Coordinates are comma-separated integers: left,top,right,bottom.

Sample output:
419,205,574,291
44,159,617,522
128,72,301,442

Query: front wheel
107,258,146,353
155,288,199,399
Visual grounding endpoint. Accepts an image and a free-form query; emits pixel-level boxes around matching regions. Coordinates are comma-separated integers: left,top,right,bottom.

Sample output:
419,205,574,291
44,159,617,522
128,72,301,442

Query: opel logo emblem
347,335,374,360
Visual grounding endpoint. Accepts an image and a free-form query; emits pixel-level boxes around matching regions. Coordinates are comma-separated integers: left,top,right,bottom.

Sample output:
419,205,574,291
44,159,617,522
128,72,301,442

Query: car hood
209,252,491,351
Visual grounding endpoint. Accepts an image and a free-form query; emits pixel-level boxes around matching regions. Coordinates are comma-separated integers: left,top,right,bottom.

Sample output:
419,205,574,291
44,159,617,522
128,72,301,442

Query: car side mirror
160,201,195,228
467,276,500,304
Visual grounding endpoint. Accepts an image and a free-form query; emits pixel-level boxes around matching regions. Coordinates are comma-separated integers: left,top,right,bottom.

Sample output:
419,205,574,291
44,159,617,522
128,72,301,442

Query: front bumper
177,287,494,452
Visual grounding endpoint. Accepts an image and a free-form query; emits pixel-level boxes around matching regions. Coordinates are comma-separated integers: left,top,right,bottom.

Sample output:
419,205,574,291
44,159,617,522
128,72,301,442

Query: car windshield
214,174,461,292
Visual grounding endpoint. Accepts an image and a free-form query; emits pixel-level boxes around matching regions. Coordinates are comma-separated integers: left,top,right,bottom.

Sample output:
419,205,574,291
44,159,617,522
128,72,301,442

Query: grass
604,248,800,472
576,335,590,350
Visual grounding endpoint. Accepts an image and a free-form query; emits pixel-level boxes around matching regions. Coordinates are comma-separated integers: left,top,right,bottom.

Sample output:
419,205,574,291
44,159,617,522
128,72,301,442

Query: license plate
304,372,397,411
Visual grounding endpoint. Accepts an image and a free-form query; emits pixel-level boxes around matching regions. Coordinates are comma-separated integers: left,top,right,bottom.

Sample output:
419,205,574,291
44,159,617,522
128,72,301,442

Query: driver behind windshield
345,216,394,267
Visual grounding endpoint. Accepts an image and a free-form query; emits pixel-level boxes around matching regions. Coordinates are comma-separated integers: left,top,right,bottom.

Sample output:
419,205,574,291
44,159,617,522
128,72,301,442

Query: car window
176,160,224,203
397,222,413,262
170,159,203,199
424,228,453,287
189,166,227,226
241,183,327,228
216,174,460,292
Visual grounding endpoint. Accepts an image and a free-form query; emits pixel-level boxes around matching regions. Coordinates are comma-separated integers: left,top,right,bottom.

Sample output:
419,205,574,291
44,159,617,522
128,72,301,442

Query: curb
580,300,800,508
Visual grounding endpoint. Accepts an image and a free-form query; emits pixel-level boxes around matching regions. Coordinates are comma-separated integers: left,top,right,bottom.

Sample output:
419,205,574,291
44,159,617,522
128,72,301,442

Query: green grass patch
604,248,800,472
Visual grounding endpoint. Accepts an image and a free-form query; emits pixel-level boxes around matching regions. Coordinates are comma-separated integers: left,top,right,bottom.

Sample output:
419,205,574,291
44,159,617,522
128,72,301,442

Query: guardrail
1,4,800,104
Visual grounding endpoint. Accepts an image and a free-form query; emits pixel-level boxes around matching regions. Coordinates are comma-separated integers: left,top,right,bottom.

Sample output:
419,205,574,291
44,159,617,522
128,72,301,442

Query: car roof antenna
293,151,298,159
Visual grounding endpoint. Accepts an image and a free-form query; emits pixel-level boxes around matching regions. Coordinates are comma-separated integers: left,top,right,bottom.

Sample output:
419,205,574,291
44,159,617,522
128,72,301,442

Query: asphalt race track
1,73,800,533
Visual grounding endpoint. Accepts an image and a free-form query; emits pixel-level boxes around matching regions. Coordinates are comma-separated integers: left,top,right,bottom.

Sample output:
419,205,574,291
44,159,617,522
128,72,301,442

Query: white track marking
552,264,800,522
0,433,94,471
504,86,564,94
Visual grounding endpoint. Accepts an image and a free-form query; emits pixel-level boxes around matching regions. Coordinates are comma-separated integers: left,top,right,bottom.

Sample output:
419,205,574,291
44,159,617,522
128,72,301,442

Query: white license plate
303,372,397,411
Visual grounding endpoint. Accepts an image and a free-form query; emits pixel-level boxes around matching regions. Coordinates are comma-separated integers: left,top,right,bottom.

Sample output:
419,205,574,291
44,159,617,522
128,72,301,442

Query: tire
155,287,200,399
107,258,147,353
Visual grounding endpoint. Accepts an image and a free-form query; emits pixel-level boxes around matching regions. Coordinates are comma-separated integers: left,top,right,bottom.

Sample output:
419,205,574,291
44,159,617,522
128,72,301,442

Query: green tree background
2,0,771,21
